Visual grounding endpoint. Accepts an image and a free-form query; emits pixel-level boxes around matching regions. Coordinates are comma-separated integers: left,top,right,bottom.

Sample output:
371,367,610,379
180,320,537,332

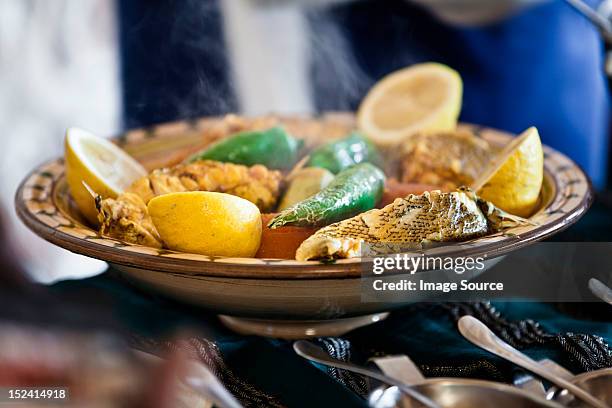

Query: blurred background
1,2,611,406
1,0,611,283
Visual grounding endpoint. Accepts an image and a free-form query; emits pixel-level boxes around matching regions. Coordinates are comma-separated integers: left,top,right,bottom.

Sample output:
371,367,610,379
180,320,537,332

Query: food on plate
65,61,547,261
147,191,262,257
296,189,526,261
380,179,443,207
85,120,542,259
268,163,386,229
125,160,282,212
278,167,335,211
473,127,544,217
400,129,493,190
399,127,543,217
65,127,147,224
256,214,318,258
95,159,280,248
187,126,302,169
306,132,382,174
357,62,462,145
97,193,162,248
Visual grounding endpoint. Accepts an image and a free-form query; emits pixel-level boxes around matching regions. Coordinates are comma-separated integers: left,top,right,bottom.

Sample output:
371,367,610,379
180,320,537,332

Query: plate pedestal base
218,313,389,339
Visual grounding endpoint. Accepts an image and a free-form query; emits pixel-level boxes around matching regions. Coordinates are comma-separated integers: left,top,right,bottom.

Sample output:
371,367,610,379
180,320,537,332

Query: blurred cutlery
514,359,574,398
182,361,243,408
458,315,608,408
293,340,441,408
589,278,612,305
135,349,242,408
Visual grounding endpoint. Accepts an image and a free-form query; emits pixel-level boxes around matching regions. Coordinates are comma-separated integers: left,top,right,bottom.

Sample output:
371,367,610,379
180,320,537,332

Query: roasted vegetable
187,126,302,169
256,214,318,259
268,163,385,228
278,167,334,211
296,189,527,260
306,132,381,174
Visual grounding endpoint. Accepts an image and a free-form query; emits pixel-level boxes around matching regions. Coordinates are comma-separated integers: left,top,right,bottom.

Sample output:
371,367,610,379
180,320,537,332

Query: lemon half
474,127,544,217
357,63,463,145
148,191,262,257
65,127,147,224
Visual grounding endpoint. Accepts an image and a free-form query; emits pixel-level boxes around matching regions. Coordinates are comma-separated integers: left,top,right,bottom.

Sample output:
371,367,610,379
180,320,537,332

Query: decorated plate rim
15,118,593,280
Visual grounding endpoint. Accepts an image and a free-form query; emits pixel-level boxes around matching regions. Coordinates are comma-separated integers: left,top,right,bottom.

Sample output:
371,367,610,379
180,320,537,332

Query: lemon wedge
148,191,262,257
65,127,147,225
473,127,544,217
357,62,463,145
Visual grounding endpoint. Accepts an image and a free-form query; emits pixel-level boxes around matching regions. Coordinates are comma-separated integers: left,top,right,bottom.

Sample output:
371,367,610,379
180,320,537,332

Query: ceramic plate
15,113,592,321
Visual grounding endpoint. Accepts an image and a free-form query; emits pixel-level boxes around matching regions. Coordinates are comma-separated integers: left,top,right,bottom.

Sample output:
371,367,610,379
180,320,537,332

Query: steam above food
64,63,544,260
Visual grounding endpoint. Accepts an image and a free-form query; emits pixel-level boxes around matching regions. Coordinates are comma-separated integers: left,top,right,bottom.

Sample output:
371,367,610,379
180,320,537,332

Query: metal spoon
589,278,612,305
458,316,608,408
293,340,441,408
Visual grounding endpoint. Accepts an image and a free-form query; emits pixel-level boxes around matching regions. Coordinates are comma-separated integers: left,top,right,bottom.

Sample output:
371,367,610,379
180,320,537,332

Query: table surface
36,198,612,407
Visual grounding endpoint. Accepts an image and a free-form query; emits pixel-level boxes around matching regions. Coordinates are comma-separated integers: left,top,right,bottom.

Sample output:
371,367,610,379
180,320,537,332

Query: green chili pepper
186,126,302,169
268,163,385,228
306,132,382,174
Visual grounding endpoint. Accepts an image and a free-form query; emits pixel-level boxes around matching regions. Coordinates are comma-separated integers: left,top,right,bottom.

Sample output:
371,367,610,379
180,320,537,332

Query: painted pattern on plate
15,115,592,278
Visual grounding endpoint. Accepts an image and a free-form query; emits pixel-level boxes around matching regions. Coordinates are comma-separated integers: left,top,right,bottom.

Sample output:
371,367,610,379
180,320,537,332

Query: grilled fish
295,189,526,261
401,130,494,190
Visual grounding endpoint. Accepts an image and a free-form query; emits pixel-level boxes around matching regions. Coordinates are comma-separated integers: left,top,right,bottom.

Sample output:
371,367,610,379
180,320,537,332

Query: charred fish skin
295,190,525,261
